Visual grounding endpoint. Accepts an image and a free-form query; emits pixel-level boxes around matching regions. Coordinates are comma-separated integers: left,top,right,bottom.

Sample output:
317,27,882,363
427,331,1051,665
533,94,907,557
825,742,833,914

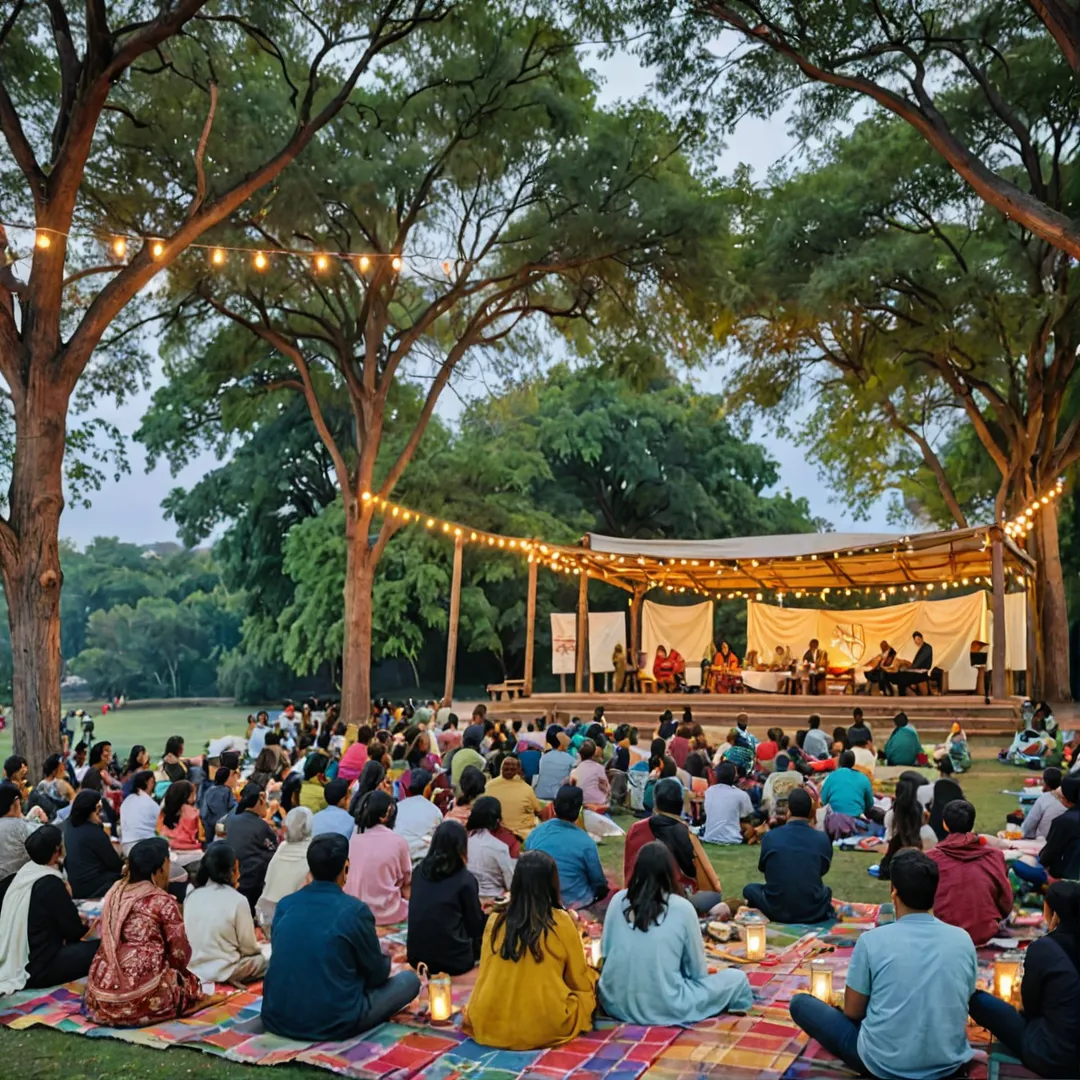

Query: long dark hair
196,841,237,887
457,765,486,807
349,761,386,816
1046,880,1080,971
161,780,194,830
466,795,502,834
124,745,147,776
357,789,396,832
624,841,677,931
881,773,925,878
420,820,467,882
492,851,562,962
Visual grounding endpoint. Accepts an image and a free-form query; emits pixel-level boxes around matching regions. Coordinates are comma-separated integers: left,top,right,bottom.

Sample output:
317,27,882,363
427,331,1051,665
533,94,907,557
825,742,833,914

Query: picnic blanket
0,903,1041,1080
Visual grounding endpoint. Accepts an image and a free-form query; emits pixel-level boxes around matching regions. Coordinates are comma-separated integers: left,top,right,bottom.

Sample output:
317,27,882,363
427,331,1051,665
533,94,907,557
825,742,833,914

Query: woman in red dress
85,838,203,1027
710,641,741,693
653,646,677,691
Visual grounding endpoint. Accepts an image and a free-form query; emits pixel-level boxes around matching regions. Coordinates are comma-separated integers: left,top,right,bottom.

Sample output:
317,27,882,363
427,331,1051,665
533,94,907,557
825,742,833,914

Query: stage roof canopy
564,525,1034,598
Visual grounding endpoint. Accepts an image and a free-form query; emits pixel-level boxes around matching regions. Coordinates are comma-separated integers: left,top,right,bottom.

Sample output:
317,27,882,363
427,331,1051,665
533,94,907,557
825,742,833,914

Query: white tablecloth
741,671,789,693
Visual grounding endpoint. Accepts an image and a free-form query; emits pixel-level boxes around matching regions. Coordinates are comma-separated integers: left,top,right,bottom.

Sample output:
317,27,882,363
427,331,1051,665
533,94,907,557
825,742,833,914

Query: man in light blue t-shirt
790,849,977,1080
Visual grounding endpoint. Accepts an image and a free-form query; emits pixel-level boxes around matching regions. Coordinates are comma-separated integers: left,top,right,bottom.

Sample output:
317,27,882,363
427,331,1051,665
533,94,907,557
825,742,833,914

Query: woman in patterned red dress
84,837,203,1027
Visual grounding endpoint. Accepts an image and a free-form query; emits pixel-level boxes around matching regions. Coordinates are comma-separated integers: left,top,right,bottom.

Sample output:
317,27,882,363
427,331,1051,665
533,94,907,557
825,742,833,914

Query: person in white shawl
0,824,98,994
255,806,313,933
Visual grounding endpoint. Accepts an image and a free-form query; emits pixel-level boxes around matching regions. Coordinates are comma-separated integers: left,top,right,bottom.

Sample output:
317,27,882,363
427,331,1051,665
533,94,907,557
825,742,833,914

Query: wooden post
575,571,588,693
443,533,464,706
1026,573,1037,699
524,556,538,696
629,586,644,662
991,528,1006,701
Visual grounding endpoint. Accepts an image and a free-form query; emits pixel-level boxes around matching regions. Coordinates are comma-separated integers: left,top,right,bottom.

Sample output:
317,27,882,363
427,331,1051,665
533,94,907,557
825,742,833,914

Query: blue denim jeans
967,990,1027,1060
789,993,865,1075
356,971,422,1033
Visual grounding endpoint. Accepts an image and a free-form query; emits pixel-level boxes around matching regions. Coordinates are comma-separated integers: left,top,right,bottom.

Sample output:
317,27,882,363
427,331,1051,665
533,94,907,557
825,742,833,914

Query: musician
889,631,936,696
864,640,897,696
653,646,677,692
800,639,829,695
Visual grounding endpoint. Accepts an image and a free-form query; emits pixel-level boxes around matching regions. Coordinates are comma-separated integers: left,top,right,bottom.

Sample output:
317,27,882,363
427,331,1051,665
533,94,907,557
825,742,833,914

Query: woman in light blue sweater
598,841,752,1025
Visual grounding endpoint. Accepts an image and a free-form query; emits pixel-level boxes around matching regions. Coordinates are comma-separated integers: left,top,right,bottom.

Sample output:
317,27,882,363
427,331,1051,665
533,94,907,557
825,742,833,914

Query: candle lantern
737,909,769,961
418,964,454,1023
993,951,1022,1003
810,958,833,1002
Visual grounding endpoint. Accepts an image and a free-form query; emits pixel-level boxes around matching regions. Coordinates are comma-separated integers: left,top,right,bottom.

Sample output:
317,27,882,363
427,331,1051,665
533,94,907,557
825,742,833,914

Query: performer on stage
709,642,741,693
653,646,677,692
799,639,828,695
864,640,897,696
889,631,936,695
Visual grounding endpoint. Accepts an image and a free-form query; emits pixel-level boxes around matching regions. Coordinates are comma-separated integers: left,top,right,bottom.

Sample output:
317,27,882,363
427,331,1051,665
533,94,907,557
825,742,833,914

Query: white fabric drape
986,592,1028,672
588,611,626,673
641,600,714,667
746,591,990,690
550,613,577,675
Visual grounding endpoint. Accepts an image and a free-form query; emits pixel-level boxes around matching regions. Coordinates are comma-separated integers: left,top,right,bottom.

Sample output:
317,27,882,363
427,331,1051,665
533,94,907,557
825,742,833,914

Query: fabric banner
987,592,1028,672
550,613,577,675
746,591,990,691
588,611,626,674
641,600,714,668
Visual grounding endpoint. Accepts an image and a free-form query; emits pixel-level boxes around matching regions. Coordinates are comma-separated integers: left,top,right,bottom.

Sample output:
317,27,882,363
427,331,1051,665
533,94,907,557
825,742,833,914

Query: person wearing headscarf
84,838,203,1027
968,881,1080,1077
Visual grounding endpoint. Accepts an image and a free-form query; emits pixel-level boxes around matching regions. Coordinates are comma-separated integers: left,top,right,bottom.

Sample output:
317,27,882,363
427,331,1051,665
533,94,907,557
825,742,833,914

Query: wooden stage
476,690,1021,741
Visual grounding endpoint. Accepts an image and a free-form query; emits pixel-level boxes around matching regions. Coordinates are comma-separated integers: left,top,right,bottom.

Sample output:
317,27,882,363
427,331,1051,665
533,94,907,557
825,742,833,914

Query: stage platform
478,691,1022,740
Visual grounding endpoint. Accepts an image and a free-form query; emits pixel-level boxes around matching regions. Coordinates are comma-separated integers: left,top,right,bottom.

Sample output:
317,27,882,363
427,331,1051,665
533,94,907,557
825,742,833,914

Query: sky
56,42,895,549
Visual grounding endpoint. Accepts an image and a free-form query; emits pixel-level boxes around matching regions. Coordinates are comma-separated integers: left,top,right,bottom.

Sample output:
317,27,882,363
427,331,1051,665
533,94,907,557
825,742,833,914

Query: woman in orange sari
710,641,741,693
653,646,677,691
85,838,203,1027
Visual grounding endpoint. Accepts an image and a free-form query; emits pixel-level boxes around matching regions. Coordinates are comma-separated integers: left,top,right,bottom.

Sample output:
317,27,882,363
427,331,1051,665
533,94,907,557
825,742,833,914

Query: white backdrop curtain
588,612,626,674
550,613,577,675
642,600,714,667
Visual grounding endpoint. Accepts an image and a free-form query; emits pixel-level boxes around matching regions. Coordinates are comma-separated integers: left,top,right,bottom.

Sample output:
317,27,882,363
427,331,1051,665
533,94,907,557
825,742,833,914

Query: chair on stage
970,640,989,703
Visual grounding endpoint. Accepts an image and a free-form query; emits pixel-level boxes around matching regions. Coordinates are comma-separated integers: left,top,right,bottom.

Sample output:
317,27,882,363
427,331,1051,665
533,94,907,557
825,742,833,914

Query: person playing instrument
864,640,896,696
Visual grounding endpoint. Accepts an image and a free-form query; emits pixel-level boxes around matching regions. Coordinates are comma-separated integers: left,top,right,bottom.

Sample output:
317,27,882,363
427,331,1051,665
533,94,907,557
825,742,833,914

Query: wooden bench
487,679,527,701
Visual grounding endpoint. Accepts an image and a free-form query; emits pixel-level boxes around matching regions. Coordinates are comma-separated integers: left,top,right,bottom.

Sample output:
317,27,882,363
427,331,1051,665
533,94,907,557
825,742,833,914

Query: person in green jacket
882,713,921,766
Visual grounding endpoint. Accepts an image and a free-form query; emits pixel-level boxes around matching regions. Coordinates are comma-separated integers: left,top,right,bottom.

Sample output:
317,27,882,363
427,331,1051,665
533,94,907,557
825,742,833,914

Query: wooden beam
524,556,538,696
1026,573,1037,699
629,585,645,663
575,571,588,693
990,528,1006,701
443,533,464,706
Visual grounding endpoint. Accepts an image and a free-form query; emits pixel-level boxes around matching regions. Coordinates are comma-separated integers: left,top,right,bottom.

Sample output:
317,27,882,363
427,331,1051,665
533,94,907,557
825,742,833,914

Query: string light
391,256,403,272
150,239,165,259
111,237,127,259
357,255,370,273
1004,478,1066,539
35,232,51,250
253,251,268,271
314,254,329,272
210,247,226,266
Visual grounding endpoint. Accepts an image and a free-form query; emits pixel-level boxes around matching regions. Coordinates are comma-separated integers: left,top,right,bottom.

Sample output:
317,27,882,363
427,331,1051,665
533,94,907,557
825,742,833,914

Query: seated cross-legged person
183,841,269,986
968,881,1080,1079
569,740,611,813
599,841,751,1024
466,796,516,899
790,849,977,1080
926,799,1012,946
701,763,754,845
485,757,543,840
407,820,486,976
743,788,834,923
624,777,726,916
345,791,411,924
0,825,99,993
464,850,597,1049
262,834,421,1040
820,752,875,839
524,786,608,910
393,769,444,863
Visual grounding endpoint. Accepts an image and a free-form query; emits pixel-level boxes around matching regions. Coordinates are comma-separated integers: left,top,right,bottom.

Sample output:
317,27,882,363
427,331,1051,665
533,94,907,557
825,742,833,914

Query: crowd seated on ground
2,697,1078,1079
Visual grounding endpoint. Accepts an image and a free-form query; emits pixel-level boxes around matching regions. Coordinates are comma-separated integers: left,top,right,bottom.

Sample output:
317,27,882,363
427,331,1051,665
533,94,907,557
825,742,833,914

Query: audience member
0,783,37,880
535,729,574,800
600,841,752,1024
120,746,151,797
524,786,607,909
407,820,486,976
702,763,753,845
0,825,98,993
346,790,411,924
466,796,516,898
927,800,1012,946
336,724,374,783
1022,768,1068,841
223,783,279,912
450,726,487,791
262,834,420,1039
623,777,724,915
464,851,597,1049
570,740,611,812
63,790,123,899
184,841,269,984
85,838,203,1027
394,769,443,862
312,778,354,839
256,806,314,929
789,850,977,1080
1039,774,1080,881
802,716,830,760
199,766,238,837
925,758,965,841
157,780,204,862
820,752,875,838
883,713,921,766
759,754,804,819
880,772,937,879
744,788,834,923
119,771,159,854
968,881,1080,1078
486,757,543,839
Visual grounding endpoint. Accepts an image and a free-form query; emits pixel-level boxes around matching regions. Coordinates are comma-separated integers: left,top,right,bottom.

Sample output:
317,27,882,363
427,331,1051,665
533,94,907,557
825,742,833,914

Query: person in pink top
570,739,611,812
157,780,204,852
337,725,374,783
345,790,411,924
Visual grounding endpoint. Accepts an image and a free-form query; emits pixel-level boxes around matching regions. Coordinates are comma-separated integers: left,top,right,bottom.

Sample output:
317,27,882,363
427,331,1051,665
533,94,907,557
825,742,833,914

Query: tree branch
187,81,218,220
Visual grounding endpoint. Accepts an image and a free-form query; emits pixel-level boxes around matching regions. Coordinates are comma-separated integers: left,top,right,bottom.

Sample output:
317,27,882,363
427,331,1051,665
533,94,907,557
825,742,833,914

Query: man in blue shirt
311,779,355,840
261,834,420,1040
802,715,831,760
790,849,977,1080
524,786,608,908
743,788,833,923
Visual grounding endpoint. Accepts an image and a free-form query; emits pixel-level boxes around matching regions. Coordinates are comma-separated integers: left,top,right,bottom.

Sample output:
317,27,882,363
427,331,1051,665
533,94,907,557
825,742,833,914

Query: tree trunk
341,523,375,722
2,385,68,766
1030,501,1072,702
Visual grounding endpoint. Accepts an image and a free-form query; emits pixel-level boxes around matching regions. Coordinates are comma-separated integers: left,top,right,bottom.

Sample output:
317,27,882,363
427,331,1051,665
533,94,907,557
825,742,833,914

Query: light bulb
391,255,402,272
35,232,51,250
111,237,127,258
150,240,165,259
314,254,328,272
357,255,370,273
253,251,268,270
210,248,226,266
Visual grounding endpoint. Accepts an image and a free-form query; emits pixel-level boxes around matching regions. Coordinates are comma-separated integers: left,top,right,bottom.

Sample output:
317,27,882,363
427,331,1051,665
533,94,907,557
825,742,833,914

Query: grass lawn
0,714,1030,1078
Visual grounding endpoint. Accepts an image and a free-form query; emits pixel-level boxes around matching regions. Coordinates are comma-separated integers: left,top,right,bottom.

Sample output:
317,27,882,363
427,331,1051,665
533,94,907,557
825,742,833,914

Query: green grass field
0,710,1030,1078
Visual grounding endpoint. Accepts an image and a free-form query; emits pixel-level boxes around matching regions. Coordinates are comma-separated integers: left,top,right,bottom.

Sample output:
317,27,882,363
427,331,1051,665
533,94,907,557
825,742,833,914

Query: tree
0,0,450,765
145,4,729,717
596,3,1080,258
726,116,1078,697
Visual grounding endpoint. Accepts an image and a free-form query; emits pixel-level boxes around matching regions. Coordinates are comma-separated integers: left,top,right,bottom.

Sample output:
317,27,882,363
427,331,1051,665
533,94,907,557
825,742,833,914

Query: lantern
993,951,1022,1003
418,964,453,1023
810,958,833,1003
589,938,602,967
737,909,769,961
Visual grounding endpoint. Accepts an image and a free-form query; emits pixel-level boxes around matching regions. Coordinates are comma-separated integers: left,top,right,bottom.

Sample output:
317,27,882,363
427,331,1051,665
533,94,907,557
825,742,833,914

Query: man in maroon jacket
927,799,1013,945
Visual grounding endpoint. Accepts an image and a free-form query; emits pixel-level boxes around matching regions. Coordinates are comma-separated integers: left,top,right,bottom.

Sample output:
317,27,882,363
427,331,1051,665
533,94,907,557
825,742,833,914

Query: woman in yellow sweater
464,851,598,1049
